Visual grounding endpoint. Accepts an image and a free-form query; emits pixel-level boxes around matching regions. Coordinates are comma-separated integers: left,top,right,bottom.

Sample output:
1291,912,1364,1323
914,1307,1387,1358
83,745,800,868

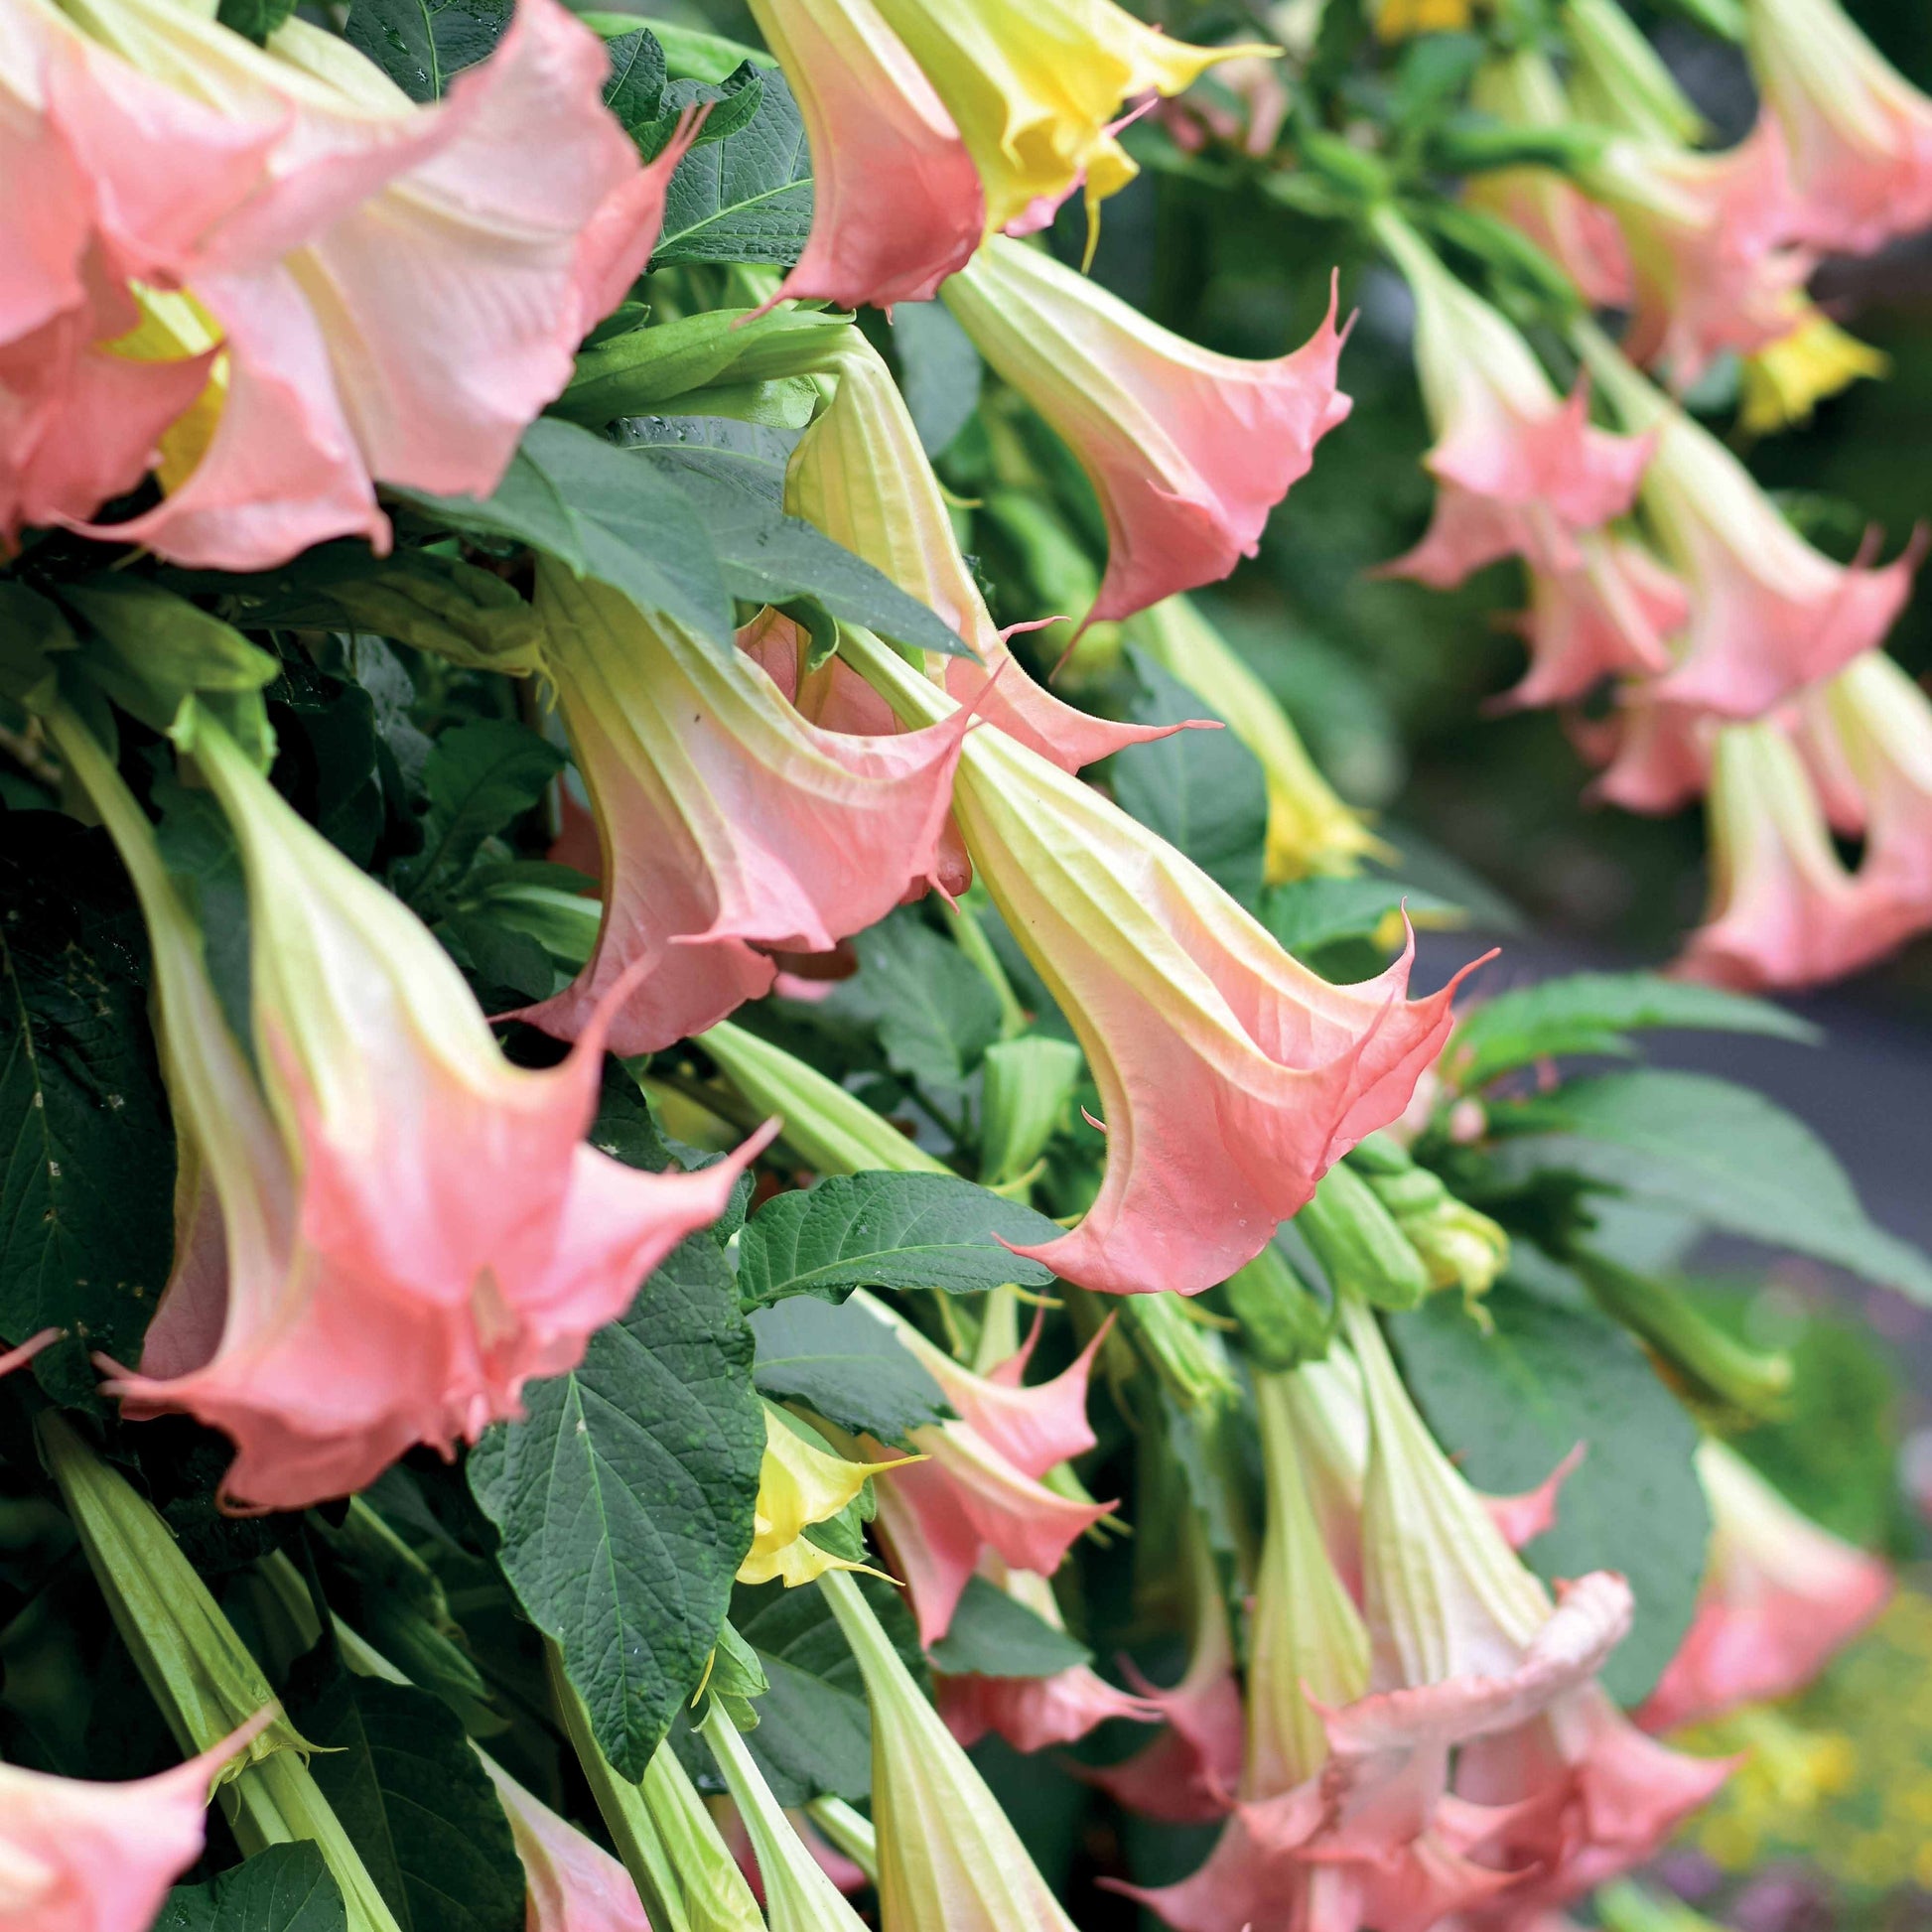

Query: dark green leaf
345,0,508,100
159,1843,346,1932
600,27,666,140
893,303,982,458
214,0,296,44
438,913,557,1004
468,1234,762,1779
1390,1283,1710,1705
926,1574,1091,1679
1110,651,1267,906
153,769,251,1054
1449,971,1820,1089
396,418,734,648
851,911,1002,1092
1490,1069,1932,1302
728,1574,926,1805
288,1664,522,1932
395,719,562,912
749,1295,950,1440
588,1061,676,1173
1260,876,1456,959
639,64,765,162
737,1173,1060,1305
0,814,174,1403
652,64,812,267
267,661,388,870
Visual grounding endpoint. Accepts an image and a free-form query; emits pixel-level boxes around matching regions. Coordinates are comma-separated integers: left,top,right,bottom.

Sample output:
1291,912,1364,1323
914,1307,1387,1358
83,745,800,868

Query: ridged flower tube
863,0,1266,238
1637,1441,1891,1734
1815,649,1932,929
520,565,974,1055
3,0,680,567
1581,326,1921,720
55,705,759,1510
1746,0,1932,255
842,625,1484,1299
785,329,1189,772
941,236,1351,626
820,1569,1082,1932
483,1756,653,1932
745,0,982,310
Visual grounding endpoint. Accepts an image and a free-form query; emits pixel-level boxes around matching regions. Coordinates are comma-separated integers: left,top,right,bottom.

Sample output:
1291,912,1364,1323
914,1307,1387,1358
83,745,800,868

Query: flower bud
1347,1133,1509,1303
1295,1162,1433,1312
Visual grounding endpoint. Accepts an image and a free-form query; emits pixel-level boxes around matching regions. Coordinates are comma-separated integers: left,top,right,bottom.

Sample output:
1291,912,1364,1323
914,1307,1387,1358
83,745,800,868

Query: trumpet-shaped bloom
942,236,1351,626
5,0,679,568
1504,532,1684,712
1374,211,1650,588
844,627,1483,1298
822,1570,1082,1932
1678,723,1911,991
1747,0,1932,255
786,330,1194,771
60,706,759,1510
745,0,982,310
1587,122,1814,392
0,1712,270,1932
1816,649,1932,921
1637,1441,1890,1734
740,1406,904,1589
521,568,973,1055
864,0,1265,238
1580,687,1718,817
484,1754,653,1932
1738,304,1889,437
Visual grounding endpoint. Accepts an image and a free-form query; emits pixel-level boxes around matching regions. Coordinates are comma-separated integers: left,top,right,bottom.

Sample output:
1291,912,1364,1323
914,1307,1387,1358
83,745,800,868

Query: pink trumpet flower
1502,534,1684,712
1578,688,1718,818
843,628,1484,1299
1746,0,1932,256
59,706,762,1512
0,1710,271,1932
1,0,680,568
785,329,1199,771
484,1754,653,1932
746,0,982,310
1587,120,1814,393
1637,1441,1891,1734
1373,210,1651,591
1813,649,1932,922
519,569,974,1055
941,235,1351,626
1677,723,1912,992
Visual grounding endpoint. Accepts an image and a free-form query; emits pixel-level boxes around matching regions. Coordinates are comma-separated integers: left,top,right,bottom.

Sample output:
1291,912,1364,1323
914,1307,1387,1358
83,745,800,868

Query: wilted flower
821,1569,1083,1932
521,567,974,1055
745,0,982,310
844,627,1484,1299
484,1754,653,1932
4,0,680,567
1638,1441,1891,1734
57,704,761,1510
941,236,1350,626
0,1713,273,1932
1746,0,1932,255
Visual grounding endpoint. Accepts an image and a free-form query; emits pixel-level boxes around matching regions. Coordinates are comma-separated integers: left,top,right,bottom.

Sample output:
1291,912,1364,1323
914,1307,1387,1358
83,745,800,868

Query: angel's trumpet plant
1507,529,1686,710
483,1756,653,1932
1580,325,1922,720
520,566,974,1055
1125,594,1388,882
941,236,1351,626
821,1569,1083,1932
745,0,983,310
1372,208,1651,592
785,329,1187,772
861,0,1269,241
1,0,681,567
1813,649,1932,929
841,625,1485,1299
51,703,761,1511
741,1404,904,1588
1745,0,1932,255
1638,1441,1891,1734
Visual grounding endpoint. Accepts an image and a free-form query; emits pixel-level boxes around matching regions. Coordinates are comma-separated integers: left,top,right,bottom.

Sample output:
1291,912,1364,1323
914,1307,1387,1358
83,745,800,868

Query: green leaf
851,911,1003,1092
1390,1282,1711,1705
1449,971,1820,1089
345,0,508,100
1260,876,1456,959
893,302,982,458
468,1234,763,1779
643,63,765,161
600,26,666,141
395,719,562,913
926,1574,1091,1680
1489,1069,1932,1302
213,0,296,45
1110,651,1267,906
749,1295,950,1440
737,1173,1060,1305
0,814,175,1403
727,1574,926,1806
288,1663,522,1932
396,417,734,649
652,64,812,267
159,1844,347,1932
